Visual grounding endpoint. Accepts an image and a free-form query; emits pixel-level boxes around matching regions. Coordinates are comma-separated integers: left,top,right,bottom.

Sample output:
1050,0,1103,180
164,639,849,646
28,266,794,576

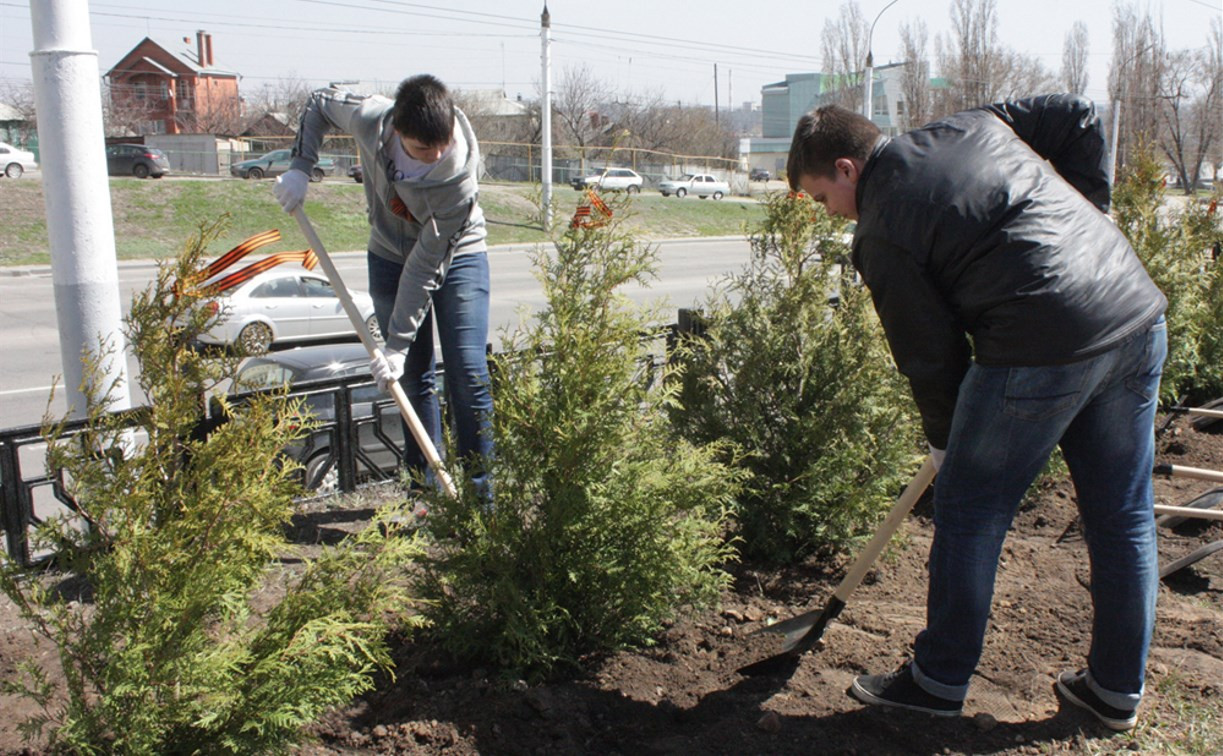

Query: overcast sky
1,0,1217,109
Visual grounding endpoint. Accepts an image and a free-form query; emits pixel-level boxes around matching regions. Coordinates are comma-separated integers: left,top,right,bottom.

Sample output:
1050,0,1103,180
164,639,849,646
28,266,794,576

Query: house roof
0,102,23,121
107,36,240,80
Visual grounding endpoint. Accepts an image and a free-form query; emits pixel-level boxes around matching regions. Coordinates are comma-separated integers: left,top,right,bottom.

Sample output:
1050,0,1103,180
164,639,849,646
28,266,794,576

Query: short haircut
392,74,455,145
786,105,881,190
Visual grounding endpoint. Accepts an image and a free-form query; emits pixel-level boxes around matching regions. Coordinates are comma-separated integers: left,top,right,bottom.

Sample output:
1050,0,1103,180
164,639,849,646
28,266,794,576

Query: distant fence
136,135,748,190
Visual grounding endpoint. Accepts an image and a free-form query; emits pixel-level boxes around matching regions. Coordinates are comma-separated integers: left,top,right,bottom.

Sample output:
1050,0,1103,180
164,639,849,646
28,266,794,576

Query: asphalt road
0,236,751,429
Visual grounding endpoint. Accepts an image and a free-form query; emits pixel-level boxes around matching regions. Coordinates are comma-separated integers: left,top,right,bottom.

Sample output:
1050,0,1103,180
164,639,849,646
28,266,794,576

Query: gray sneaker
850,663,963,717
1055,669,1138,732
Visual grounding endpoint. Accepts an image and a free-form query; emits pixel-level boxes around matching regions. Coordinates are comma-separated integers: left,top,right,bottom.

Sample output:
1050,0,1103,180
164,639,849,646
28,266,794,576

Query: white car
658,173,729,199
0,141,38,179
196,269,380,353
570,167,644,193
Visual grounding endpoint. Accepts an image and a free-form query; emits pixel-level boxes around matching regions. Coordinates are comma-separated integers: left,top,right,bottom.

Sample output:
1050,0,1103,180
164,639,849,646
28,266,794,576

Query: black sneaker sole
1055,676,1137,732
850,679,962,717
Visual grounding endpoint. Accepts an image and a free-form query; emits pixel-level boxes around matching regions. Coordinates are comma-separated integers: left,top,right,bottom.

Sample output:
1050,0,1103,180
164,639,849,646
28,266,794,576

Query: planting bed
2,412,1221,754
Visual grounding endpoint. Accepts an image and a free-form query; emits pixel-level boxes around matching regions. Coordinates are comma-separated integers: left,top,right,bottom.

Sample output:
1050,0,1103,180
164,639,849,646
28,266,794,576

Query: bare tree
819,1,869,111
995,49,1058,100
0,79,37,145
244,76,314,133
898,18,932,129
102,79,165,137
552,64,613,172
1062,21,1090,94
943,0,1003,110
1108,2,1165,172
1156,19,1222,193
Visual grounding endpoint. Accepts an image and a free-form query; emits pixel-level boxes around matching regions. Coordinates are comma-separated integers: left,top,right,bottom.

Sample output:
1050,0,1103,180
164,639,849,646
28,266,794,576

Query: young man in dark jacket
786,95,1167,731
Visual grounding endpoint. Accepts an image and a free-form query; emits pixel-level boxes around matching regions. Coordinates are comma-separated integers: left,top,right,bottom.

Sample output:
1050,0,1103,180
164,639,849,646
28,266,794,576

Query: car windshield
675,174,695,181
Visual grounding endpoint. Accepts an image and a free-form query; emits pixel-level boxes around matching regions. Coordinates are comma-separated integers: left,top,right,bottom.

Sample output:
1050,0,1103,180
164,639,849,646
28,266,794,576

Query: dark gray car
106,144,171,178
233,343,405,494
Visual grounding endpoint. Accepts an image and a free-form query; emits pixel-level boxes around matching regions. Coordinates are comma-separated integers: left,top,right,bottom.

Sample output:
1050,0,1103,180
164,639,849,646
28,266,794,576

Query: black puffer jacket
852,94,1166,449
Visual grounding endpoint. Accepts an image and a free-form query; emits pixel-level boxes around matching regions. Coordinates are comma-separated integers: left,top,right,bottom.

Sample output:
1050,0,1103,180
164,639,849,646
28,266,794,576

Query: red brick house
105,31,241,135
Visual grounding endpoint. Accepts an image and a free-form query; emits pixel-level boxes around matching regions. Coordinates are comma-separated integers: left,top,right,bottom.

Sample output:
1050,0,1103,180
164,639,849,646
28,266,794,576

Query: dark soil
3,412,1222,754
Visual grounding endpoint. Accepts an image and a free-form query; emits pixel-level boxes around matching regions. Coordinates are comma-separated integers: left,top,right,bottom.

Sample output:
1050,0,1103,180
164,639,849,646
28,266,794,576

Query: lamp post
863,0,901,121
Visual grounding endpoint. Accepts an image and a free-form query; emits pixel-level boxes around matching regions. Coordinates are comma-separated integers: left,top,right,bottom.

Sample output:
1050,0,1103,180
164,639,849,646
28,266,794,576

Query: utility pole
540,4,553,230
29,0,131,418
714,64,719,125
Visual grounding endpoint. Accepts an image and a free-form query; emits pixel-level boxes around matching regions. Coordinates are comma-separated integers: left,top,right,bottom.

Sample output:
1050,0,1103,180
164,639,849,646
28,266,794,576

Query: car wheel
5,163,23,179
365,314,383,343
627,184,640,194
133,163,150,179
676,187,687,198
237,321,273,354
304,451,340,495
713,191,724,200
248,167,264,180
311,168,325,182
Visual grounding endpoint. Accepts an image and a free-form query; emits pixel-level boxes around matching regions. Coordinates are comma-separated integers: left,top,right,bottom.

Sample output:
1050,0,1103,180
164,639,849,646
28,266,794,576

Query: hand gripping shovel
737,456,938,678
292,207,458,499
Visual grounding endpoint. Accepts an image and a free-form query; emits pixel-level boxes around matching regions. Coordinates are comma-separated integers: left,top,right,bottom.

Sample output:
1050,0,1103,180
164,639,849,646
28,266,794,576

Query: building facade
106,31,240,136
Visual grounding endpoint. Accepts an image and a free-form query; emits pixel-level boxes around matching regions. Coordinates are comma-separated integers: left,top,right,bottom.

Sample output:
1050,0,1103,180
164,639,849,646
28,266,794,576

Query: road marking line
0,386,56,396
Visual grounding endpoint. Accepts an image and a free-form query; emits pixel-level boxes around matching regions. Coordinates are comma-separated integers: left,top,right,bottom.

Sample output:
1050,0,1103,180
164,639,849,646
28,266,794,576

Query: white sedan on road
197,269,380,353
0,141,38,179
658,173,729,199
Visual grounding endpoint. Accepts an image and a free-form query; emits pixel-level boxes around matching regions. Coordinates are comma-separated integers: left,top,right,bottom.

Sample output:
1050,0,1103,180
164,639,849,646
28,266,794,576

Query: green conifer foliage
413,196,741,678
669,192,921,564
0,222,424,753
1113,143,1223,403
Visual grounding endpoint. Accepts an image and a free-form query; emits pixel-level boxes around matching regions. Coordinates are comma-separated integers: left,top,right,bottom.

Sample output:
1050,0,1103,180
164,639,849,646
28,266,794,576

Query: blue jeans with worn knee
911,317,1165,712
368,250,494,496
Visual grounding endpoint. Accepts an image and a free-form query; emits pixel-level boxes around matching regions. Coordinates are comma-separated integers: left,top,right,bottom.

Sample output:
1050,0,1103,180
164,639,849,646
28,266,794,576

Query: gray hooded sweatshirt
289,87,487,354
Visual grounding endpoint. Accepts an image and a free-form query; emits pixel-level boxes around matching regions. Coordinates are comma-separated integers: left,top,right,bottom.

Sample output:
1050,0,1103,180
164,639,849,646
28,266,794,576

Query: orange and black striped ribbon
204,250,317,294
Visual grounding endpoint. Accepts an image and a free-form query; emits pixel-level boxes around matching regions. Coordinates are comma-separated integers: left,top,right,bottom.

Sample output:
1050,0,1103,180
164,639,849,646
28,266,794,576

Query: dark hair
392,74,455,145
786,105,880,190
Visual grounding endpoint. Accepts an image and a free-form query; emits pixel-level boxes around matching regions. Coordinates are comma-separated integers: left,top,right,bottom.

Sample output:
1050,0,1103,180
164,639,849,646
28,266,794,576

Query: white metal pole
1109,99,1121,187
540,4,553,230
863,51,874,119
29,0,131,418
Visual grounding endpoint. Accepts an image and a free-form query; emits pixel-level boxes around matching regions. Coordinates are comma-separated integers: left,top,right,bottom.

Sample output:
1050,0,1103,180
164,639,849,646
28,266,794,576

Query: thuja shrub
1114,143,1223,403
413,195,741,678
0,223,424,754
669,191,920,564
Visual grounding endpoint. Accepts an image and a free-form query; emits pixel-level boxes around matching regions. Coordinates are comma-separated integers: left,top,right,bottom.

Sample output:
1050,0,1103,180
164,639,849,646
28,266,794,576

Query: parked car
658,173,729,199
348,163,363,183
570,167,643,193
229,149,335,181
196,269,380,353
232,343,404,494
0,141,38,178
105,143,171,178
749,168,771,182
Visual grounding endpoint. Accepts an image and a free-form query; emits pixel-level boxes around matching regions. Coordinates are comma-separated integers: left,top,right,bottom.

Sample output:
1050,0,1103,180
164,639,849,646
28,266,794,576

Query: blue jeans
912,317,1166,712
368,251,494,495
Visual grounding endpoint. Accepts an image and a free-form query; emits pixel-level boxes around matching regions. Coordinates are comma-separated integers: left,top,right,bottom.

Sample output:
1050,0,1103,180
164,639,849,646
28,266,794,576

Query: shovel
292,207,458,500
737,456,938,677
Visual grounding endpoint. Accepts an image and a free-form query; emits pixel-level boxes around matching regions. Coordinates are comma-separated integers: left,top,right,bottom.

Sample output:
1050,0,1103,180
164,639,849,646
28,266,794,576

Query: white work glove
371,350,406,394
928,444,946,472
273,168,310,213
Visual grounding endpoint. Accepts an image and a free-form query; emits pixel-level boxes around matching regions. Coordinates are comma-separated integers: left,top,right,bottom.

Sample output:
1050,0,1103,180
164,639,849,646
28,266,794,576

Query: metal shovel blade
735,458,937,678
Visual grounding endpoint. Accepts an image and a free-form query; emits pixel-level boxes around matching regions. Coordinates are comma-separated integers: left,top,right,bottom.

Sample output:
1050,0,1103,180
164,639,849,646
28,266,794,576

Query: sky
0,0,1218,110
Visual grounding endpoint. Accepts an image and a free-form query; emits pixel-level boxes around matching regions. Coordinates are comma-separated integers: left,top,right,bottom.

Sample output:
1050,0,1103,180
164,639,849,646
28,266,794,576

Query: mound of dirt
3,414,1221,754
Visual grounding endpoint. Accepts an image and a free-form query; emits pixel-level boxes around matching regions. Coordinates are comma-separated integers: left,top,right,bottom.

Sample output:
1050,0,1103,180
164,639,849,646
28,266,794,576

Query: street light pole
863,0,901,121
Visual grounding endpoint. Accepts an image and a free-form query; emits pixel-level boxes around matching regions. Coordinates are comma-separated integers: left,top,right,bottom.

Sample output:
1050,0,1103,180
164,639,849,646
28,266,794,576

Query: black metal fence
0,323,686,568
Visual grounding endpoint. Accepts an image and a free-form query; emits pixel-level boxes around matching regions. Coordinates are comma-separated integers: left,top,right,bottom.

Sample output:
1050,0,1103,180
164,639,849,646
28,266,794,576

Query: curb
0,236,750,278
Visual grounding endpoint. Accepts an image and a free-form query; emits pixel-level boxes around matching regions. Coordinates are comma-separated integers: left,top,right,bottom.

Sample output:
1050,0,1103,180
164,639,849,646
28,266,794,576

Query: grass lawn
0,178,767,266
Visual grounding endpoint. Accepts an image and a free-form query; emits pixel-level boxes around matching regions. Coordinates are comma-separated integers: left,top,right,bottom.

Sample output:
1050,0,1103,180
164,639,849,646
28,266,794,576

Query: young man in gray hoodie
274,74,493,499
